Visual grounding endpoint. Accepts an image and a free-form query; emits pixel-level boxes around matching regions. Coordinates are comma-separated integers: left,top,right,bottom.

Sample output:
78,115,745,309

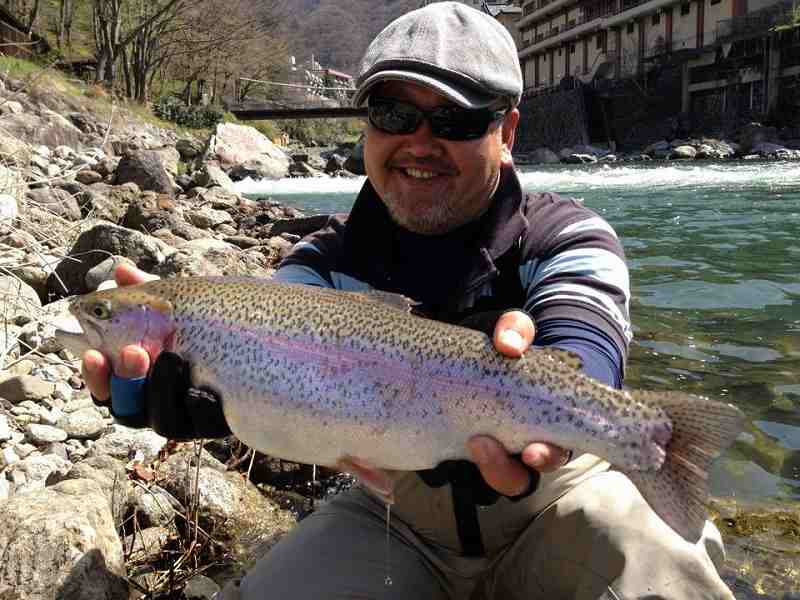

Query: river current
236,161,800,506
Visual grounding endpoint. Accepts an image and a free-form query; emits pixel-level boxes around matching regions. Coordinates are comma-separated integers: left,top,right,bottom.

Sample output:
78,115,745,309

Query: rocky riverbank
0,70,797,600
515,123,800,165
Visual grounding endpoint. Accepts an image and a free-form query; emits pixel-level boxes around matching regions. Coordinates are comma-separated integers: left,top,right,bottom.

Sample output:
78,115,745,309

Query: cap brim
353,70,496,109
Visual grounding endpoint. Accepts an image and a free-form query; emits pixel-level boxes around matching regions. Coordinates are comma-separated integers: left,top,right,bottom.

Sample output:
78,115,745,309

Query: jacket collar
342,165,528,300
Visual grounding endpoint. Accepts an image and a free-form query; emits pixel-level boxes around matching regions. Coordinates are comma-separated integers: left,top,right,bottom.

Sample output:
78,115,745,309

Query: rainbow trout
56,276,744,542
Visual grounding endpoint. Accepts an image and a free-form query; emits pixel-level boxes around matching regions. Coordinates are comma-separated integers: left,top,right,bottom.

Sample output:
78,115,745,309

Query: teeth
405,168,436,179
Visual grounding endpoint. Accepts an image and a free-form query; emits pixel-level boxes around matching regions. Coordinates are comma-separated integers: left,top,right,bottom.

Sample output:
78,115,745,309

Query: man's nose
402,118,444,156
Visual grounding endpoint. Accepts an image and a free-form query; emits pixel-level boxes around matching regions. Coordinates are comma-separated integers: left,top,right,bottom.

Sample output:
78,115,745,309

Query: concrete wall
516,88,589,150
704,0,732,44
620,22,640,76
673,1,699,48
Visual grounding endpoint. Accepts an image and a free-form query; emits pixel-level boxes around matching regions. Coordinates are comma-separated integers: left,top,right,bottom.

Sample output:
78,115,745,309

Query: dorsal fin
349,290,419,313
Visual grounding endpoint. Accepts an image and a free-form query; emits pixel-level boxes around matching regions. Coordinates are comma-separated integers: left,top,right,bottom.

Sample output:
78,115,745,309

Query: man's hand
467,310,571,497
81,263,158,402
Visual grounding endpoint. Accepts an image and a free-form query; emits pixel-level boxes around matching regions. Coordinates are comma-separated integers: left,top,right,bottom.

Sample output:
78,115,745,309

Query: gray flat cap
354,2,522,109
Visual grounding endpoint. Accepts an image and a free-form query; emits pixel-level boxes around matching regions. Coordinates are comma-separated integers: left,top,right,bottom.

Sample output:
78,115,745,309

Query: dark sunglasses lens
369,100,420,135
429,107,491,141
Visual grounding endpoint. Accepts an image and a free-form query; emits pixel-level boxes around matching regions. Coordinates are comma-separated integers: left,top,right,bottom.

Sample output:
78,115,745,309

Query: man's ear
500,108,520,165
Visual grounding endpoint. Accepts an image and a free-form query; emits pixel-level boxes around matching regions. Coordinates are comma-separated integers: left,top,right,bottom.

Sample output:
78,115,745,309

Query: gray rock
268,214,331,238
132,484,183,528
0,192,18,223
176,137,204,160
123,526,171,565
56,407,107,439
85,255,136,291
151,146,181,177
25,423,68,444
0,414,10,441
184,575,221,600
194,162,237,193
752,142,787,156
186,206,233,229
1,446,20,468
79,181,140,223
197,186,240,209
87,426,167,464
0,275,41,322
739,122,778,154
344,134,365,175
0,129,32,166
150,249,223,279
225,235,261,249
0,479,128,600
75,169,104,185
672,145,697,159
207,122,291,180
115,150,174,196
528,147,560,164
48,222,166,296
14,453,73,489
0,375,55,404
53,455,130,521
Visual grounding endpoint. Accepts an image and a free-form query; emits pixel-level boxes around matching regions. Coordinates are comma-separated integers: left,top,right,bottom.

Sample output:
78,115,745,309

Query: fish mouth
53,314,91,356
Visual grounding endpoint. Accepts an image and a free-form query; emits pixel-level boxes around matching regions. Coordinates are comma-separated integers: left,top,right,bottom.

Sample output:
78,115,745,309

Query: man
83,3,734,599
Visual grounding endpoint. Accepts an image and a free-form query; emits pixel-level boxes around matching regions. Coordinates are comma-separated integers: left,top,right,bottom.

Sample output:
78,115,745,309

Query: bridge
229,106,367,121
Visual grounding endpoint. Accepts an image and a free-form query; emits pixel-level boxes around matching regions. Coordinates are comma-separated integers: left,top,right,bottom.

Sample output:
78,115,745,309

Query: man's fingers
114,263,159,287
493,310,535,358
81,346,150,402
468,435,531,497
521,442,571,473
81,350,111,401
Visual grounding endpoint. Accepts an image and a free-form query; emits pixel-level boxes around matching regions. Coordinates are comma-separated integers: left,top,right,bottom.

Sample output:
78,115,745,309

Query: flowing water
237,161,800,596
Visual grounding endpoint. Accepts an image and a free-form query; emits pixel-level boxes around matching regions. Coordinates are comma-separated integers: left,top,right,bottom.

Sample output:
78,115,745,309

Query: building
515,0,799,121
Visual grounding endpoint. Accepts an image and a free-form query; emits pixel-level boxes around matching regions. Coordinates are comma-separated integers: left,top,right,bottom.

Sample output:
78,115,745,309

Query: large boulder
26,187,82,221
739,123,779,154
344,134,365,175
80,181,141,223
528,147,561,164
48,222,168,296
115,150,175,196
0,479,127,600
194,163,237,193
207,123,291,180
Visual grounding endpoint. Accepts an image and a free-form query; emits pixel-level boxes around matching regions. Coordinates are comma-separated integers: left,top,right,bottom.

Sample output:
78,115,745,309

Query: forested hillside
282,0,420,74
0,0,419,106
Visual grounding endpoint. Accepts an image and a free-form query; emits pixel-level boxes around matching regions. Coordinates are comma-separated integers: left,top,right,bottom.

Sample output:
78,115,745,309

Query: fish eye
88,300,112,320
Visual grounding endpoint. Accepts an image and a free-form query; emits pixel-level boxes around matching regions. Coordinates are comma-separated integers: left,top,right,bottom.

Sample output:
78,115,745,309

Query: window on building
626,21,635,34
710,0,721,4
570,43,576,54
680,3,690,15
652,12,660,25
596,32,603,49
558,47,563,56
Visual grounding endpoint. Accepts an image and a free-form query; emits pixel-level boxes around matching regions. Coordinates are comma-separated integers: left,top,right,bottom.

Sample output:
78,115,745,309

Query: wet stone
26,423,68,444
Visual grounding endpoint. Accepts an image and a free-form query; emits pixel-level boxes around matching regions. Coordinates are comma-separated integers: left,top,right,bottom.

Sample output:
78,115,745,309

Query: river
237,161,800,595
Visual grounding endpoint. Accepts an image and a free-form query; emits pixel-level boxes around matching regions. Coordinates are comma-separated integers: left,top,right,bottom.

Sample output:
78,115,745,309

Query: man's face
363,81,519,235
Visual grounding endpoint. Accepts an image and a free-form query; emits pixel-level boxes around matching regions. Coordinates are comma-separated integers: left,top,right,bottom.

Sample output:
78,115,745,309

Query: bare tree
2,0,41,32
92,0,184,88
58,0,76,49
166,0,288,106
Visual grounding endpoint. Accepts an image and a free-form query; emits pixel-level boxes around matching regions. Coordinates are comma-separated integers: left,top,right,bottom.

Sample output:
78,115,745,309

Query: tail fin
623,391,745,543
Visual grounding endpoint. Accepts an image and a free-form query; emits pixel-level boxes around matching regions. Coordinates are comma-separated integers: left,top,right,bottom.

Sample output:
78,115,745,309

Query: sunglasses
367,96,508,141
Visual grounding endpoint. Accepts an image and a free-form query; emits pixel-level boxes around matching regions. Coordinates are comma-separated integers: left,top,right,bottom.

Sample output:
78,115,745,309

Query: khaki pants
220,470,734,600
